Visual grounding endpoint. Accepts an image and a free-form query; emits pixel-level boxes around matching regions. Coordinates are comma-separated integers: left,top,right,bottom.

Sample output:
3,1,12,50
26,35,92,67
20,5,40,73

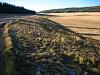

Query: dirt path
0,27,5,75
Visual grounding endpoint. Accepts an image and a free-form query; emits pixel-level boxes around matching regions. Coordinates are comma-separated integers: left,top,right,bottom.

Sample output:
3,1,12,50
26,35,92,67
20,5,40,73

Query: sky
0,0,100,11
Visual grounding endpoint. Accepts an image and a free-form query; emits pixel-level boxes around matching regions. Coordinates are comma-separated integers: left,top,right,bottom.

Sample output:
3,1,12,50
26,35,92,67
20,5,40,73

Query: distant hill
40,6,100,13
0,2,36,14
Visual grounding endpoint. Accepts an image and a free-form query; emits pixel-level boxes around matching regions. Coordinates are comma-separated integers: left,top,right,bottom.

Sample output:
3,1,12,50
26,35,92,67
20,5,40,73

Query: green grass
3,23,18,75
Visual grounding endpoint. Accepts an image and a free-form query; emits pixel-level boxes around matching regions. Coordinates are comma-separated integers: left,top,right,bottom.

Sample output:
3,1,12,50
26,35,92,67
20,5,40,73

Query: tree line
40,6,100,13
0,2,36,14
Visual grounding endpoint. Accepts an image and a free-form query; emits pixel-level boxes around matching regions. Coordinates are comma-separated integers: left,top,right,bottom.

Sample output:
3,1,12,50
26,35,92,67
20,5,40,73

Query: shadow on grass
65,26,100,30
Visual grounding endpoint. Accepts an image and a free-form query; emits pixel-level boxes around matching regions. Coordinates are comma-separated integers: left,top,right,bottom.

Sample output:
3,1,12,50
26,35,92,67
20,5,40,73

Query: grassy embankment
3,22,18,75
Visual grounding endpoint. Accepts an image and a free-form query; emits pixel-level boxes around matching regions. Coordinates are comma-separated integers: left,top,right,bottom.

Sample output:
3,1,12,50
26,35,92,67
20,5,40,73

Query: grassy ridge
3,17,100,75
3,22,18,75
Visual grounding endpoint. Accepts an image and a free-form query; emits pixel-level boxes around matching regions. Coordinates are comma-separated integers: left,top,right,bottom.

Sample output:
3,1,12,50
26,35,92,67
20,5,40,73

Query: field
0,13,100,75
46,12,100,40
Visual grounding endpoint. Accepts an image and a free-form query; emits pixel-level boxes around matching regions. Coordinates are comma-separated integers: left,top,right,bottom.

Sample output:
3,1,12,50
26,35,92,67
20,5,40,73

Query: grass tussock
3,22,18,75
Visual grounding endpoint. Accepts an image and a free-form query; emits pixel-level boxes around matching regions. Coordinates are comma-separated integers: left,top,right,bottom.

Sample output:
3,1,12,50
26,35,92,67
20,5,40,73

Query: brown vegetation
46,12,100,40
2,16,100,75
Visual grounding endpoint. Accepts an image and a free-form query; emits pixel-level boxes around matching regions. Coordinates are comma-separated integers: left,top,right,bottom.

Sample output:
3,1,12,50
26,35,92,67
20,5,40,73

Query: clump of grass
3,23,18,75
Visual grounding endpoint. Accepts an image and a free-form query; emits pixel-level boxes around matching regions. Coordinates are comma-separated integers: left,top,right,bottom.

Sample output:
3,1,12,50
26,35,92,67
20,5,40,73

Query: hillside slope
40,6,100,13
3,17,100,75
0,2,36,14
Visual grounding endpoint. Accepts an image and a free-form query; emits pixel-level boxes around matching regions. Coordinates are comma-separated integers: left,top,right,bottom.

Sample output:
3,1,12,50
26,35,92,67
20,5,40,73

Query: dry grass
46,12,100,40
3,22,17,75
2,16,100,74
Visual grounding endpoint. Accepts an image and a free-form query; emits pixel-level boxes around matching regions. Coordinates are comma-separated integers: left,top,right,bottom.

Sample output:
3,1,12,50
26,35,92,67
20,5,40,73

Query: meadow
46,12,100,40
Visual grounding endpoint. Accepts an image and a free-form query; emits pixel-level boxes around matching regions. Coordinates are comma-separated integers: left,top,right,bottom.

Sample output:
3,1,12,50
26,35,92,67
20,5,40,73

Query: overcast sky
0,0,100,11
